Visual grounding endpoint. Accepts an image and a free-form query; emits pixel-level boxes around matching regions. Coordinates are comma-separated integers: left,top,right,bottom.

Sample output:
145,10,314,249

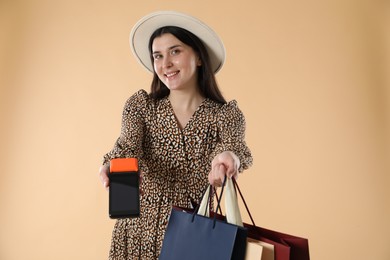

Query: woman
99,11,253,259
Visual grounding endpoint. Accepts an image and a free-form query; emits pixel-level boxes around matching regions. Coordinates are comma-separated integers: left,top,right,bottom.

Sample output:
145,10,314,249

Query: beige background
1,0,389,259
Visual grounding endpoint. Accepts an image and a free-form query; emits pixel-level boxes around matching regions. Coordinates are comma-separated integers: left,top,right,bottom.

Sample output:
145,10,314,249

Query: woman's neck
168,88,205,130
168,88,204,113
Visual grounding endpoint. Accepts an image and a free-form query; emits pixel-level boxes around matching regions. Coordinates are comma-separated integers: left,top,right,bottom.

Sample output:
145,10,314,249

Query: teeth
166,71,178,77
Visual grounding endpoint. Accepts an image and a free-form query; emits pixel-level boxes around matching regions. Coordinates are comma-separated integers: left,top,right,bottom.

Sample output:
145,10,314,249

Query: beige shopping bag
246,238,263,259
246,238,275,260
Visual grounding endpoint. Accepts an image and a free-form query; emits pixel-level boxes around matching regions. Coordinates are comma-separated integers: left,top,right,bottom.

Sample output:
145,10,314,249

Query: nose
162,56,173,68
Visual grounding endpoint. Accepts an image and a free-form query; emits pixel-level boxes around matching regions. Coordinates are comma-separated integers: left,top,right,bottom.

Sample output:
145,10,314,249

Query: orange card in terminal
110,158,138,173
108,158,140,219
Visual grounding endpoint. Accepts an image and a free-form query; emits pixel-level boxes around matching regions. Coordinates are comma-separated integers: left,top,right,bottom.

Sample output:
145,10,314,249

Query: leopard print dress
103,89,253,259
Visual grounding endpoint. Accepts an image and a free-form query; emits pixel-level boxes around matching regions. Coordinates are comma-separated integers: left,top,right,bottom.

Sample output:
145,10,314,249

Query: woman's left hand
208,151,240,187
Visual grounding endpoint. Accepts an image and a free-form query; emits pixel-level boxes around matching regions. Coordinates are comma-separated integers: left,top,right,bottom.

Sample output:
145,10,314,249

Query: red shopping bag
171,179,310,260
232,179,310,260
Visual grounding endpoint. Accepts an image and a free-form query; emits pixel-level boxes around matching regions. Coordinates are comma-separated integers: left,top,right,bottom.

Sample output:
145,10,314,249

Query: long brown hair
148,26,226,104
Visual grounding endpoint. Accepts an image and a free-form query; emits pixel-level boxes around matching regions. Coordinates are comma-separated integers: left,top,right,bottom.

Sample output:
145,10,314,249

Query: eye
170,49,181,55
153,54,163,60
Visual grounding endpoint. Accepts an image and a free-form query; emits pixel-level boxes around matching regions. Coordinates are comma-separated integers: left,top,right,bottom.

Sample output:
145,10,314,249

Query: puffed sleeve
210,100,253,172
102,89,148,165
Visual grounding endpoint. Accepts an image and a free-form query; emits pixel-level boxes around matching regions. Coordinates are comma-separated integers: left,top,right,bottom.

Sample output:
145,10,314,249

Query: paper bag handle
197,177,245,227
198,177,256,228
224,177,244,226
231,178,256,227
197,177,228,225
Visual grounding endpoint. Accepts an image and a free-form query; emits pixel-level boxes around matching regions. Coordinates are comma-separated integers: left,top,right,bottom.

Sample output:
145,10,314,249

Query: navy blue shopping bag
159,178,247,260
159,207,247,260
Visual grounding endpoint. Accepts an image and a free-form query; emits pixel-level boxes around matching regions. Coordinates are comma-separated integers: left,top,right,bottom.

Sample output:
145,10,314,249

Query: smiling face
151,33,201,92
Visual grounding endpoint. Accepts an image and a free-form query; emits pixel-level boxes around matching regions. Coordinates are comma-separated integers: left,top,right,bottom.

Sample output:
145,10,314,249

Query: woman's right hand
99,164,110,191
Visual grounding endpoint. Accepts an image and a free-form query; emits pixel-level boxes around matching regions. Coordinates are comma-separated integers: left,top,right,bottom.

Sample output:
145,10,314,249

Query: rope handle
232,178,256,227
196,176,256,228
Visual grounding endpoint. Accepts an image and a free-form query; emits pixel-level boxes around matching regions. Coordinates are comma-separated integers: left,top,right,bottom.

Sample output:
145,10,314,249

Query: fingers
209,151,241,187
208,164,227,187
99,165,110,191
211,151,240,179
208,166,219,187
224,161,236,178
215,164,225,186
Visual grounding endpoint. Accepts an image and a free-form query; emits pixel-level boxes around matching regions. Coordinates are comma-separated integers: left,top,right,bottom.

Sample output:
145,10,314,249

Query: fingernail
103,181,107,187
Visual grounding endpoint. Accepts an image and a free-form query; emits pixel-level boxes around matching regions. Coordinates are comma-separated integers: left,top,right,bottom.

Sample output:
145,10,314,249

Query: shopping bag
159,178,247,260
231,179,310,260
244,223,309,260
209,178,309,260
246,238,264,259
246,238,275,260
223,178,273,260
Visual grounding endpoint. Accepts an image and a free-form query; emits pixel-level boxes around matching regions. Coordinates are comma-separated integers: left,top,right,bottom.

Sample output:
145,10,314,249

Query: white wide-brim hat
130,11,225,74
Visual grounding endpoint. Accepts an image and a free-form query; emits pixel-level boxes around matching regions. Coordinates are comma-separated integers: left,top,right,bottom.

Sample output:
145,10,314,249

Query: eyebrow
152,44,182,55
